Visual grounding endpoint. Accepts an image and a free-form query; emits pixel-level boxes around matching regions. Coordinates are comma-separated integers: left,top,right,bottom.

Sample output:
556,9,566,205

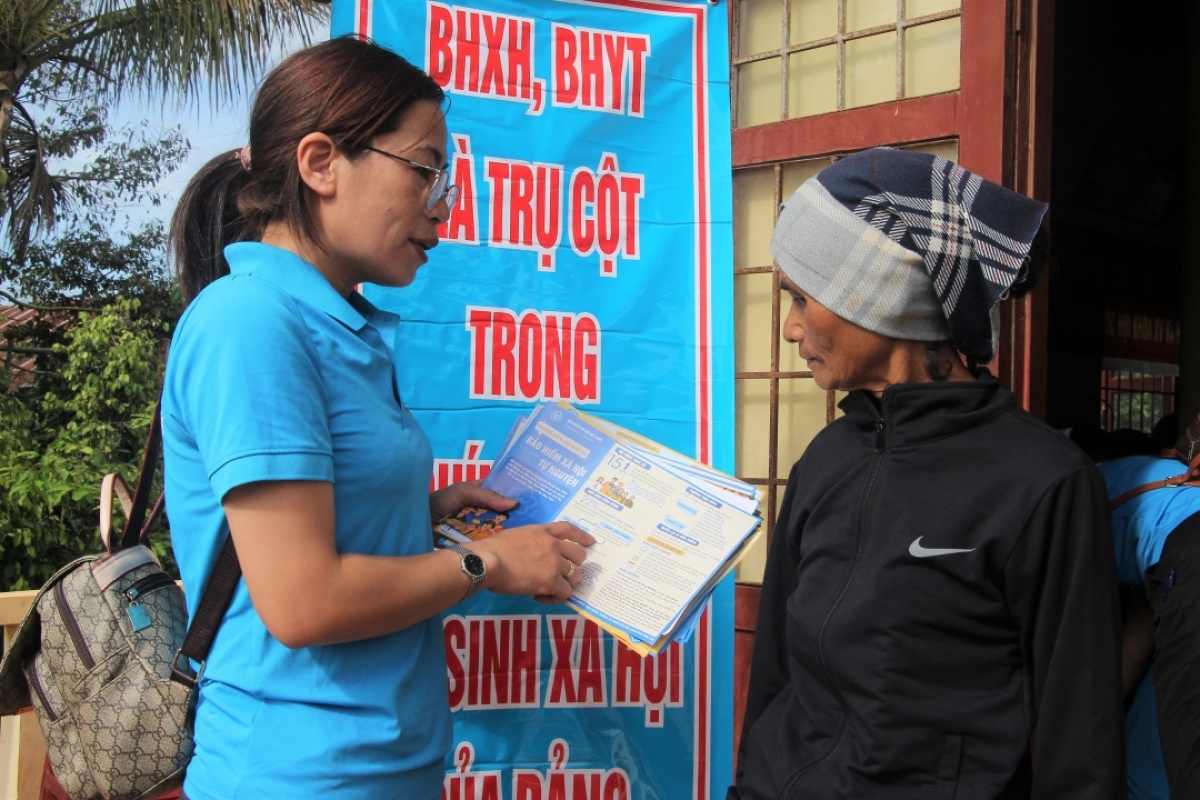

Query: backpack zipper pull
125,586,152,631
875,418,886,452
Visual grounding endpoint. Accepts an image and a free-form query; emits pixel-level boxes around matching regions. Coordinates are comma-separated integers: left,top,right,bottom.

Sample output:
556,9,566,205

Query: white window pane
845,31,897,109
735,272,776,374
904,17,960,98
740,0,785,55
789,0,838,45
738,58,783,128
781,157,832,203
788,46,838,119
734,166,777,268
846,0,895,32
736,378,771,478
907,0,960,18
777,378,830,474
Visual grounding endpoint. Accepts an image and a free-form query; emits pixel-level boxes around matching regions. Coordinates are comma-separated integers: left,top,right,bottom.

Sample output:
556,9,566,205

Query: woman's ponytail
168,37,444,308
169,151,254,306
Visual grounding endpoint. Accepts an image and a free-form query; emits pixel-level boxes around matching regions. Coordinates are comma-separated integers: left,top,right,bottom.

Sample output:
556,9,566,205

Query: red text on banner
568,153,644,277
513,739,631,800
445,614,542,711
430,440,493,492
427,3,546,114
439,134,481,245
484,157,563,271
546,616,607,708
466,307,601,404
612,640,685,728
551,23,650,116
442,614,685,729
443,741,502,800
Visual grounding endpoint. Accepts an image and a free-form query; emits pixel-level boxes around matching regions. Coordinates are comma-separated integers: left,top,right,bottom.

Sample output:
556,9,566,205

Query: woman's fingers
545,521,597,547
473,521,594,602
461,485,519,511
430,480,522,522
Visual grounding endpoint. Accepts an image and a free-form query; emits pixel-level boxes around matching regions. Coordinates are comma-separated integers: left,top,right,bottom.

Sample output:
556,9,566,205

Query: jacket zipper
123,571,175,603
27,660,58,721
53,580,96,671
780,413,887,800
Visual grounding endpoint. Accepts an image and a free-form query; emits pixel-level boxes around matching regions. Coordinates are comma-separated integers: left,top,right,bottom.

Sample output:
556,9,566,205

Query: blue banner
330,1,735,796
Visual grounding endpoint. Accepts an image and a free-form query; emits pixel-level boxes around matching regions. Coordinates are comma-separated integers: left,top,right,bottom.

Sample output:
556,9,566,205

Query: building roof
1,304,72,389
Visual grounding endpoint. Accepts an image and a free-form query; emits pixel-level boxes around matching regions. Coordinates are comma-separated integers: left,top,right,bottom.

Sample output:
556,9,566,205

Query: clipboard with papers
434,402,762,656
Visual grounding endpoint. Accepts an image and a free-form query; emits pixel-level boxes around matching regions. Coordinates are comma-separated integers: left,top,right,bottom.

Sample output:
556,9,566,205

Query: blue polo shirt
1099,455,1200,800
163,242,450,799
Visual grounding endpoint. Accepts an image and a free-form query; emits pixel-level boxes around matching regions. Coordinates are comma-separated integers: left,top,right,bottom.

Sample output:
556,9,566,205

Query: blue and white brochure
475,402,761,652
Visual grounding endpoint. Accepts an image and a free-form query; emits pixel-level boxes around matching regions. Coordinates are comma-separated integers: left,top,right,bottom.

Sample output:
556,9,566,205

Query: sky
107,15,331,228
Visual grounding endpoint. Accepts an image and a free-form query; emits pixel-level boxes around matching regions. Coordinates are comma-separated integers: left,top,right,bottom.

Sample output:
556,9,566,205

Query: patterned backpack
0,412,241,800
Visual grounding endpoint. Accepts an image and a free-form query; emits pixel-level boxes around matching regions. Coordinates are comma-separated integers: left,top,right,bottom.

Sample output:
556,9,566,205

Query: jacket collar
839,371,1013,450
224,241,374,332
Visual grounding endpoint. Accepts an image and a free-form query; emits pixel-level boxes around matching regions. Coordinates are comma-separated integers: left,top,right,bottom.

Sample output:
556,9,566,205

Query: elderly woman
731,148,1124,799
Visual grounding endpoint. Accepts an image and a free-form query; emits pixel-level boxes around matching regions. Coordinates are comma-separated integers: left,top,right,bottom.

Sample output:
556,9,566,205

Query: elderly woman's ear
923,341,968,382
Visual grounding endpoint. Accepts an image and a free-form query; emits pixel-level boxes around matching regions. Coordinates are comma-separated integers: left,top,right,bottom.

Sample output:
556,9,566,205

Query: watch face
463,553,486,577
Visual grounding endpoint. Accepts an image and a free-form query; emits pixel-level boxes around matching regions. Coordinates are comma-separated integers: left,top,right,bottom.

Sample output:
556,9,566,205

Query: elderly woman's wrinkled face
779,274,899,393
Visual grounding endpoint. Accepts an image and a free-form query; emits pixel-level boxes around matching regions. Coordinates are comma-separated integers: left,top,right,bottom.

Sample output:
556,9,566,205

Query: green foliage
2,81,191,251
0,0,329,252
0,0,327,591
0,299,170,591
1,90,186,330
0,81,185,591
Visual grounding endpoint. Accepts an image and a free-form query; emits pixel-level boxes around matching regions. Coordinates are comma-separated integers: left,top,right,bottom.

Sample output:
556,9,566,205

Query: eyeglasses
361,146,460,212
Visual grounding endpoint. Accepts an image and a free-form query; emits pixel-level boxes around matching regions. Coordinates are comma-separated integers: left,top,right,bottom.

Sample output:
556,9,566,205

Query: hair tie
237,145,252,172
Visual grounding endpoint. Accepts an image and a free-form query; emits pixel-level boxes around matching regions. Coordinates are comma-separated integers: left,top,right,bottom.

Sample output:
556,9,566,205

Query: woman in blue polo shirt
163,38,594,799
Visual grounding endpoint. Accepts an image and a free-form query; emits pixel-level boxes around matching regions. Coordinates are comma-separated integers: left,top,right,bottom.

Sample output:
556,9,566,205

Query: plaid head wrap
770,147,1049,364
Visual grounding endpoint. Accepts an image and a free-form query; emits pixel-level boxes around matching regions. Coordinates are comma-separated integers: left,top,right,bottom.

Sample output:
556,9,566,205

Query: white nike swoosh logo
909,537,976,558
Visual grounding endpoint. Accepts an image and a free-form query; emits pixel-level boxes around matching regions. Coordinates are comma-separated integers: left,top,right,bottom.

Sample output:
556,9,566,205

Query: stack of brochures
434,402,763,656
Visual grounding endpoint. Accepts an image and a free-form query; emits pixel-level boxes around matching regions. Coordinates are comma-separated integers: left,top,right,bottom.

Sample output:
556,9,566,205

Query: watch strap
444,542,486,599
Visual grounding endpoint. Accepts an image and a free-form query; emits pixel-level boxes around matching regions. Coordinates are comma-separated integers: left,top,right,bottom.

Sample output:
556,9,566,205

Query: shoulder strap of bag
117,402,165,552
1110,452,1200,510
171,536,241,687
119,399,243,686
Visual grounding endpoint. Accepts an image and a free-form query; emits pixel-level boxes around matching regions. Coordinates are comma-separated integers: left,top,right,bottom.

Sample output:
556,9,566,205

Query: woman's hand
429,480,516,522
468,521,595,604
222,480,597,649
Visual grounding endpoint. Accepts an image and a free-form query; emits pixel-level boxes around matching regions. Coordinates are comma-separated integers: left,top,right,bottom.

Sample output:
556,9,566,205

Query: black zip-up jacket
731,376,1124,800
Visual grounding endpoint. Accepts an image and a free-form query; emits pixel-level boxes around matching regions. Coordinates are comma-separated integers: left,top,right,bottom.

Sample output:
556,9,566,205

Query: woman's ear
295,132,340,198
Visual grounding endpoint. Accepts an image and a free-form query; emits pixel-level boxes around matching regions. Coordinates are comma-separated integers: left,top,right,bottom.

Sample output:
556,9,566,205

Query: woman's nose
430,195,452,225
782,305,804,344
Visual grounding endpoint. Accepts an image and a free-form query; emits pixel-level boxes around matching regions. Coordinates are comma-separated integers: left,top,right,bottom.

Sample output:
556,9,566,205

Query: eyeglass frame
360,145,461,212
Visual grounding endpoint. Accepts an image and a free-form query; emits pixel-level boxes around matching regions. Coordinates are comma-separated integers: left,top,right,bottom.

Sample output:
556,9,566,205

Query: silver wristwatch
443,542,487,599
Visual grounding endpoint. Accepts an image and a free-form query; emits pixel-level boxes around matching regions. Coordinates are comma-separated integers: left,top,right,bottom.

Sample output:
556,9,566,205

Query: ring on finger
564,559,576,579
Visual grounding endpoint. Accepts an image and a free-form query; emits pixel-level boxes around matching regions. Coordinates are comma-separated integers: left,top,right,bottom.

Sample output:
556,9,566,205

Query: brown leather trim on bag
118,404,164,553
171,536,242,687
1110,452,1200,511
111,399,244,687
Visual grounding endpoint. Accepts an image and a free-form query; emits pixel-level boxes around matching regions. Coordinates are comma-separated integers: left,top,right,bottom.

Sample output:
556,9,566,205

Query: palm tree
0,0,329,253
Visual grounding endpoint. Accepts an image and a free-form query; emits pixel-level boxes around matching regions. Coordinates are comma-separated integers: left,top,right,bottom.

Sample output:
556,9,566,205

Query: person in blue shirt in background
163,37,595,799
1097,419,1200,800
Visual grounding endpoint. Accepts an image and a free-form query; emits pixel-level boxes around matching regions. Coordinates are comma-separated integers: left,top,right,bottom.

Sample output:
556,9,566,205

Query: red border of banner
354,1,716,798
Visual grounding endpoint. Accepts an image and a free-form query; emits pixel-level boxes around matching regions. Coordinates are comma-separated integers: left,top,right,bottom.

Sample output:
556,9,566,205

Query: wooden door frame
997,0,1055,419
